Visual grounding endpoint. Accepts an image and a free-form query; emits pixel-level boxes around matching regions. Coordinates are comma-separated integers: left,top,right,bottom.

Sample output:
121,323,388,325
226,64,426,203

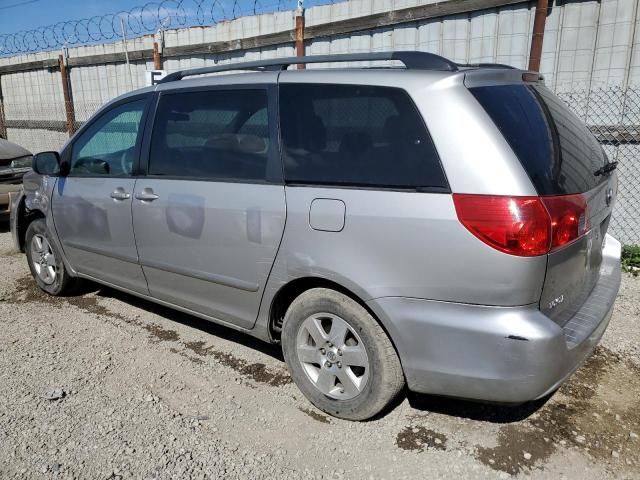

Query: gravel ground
0,222,639,479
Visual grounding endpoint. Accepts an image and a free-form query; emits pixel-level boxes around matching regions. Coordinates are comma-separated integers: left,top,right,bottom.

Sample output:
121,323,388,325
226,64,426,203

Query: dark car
0,138,32,220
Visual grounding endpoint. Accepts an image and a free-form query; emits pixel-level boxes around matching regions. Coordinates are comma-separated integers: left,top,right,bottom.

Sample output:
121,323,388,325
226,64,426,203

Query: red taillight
541,194,589,251
453,193,589,257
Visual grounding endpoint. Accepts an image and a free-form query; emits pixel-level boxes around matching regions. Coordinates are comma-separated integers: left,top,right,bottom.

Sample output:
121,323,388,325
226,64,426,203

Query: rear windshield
470,84,606,195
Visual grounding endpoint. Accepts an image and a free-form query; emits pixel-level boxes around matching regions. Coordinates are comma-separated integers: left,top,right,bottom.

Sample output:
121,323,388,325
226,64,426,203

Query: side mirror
32,151,61,175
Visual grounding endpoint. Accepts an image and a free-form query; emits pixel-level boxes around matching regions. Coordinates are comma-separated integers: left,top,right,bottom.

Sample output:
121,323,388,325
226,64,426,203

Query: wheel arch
268,276,406,372
15,196,46,253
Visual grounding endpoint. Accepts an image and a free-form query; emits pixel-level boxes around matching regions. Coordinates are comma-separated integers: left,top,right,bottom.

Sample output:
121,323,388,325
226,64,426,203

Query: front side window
149,89,271,181
279,83,448,190
70,99,147,176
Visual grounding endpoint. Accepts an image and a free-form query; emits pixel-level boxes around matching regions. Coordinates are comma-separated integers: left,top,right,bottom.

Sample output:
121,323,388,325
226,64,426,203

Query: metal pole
528,0,549,72
58,54,76,137
120,17,134,90
0,76,7,139
295,1,305,70
153,41,162,70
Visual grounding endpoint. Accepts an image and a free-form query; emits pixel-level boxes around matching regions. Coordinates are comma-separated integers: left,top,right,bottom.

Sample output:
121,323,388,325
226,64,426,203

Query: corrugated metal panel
469,9,499,64
591,0,636,87
554,0,600,89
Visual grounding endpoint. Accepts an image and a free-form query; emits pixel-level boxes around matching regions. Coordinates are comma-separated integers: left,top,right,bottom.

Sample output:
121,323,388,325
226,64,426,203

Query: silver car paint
52,177,148,294
131,179,286,329
540,173,618,326
258,186,546,307
367,233,621,401
11,66,622,404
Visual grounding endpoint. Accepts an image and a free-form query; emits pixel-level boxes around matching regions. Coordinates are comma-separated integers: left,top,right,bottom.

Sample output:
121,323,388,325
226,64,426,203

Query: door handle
110,189,131,200
135,188,159,202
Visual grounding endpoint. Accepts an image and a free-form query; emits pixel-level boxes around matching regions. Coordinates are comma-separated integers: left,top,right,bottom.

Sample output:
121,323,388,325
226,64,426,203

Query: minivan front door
132,86,285,329
52,97,150,294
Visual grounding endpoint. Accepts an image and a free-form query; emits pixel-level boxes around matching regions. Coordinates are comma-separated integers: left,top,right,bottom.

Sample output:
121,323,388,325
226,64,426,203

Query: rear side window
470,84,606,195
279,84,448,190
149,89,271,182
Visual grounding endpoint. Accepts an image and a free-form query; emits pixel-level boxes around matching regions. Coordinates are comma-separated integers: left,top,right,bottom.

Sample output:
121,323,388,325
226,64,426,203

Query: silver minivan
11,52,621,420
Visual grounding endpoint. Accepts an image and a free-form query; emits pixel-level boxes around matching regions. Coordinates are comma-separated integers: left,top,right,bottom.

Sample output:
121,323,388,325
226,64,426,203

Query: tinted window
470,84,606,195
71,99,146,176
279,84,448,190
149,89,271,181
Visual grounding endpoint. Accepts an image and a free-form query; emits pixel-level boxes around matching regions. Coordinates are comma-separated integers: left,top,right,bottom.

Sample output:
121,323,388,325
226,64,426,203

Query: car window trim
64,93,153,179
139,83,284,185
284,181,450,194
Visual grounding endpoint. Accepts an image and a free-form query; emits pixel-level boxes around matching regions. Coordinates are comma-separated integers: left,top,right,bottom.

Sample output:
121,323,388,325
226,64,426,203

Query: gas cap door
309,198,345,232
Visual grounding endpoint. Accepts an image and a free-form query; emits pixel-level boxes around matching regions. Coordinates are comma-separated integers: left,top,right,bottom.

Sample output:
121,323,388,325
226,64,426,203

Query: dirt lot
0,222,639,479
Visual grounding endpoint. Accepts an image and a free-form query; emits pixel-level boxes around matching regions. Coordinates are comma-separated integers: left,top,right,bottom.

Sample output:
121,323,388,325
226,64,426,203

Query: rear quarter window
279,83,448,191
470,84,606,195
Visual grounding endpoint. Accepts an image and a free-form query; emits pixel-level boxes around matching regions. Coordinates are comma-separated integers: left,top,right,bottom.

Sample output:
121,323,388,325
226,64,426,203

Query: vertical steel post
58,54,76,137
528,0,549,72
120,17,134,90
153,41,162,70
0,76,7,140
295,2,305,69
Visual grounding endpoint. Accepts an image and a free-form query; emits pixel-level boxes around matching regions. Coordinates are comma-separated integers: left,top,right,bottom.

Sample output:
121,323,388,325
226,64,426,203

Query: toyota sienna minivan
11,52,621,420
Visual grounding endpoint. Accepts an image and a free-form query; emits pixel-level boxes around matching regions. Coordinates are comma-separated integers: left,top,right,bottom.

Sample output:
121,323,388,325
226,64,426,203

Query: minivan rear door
132,85,285,329
469,81,617,325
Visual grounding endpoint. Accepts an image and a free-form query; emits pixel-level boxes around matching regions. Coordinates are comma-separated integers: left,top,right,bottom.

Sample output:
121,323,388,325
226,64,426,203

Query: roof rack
458,62,516,70
158,51,459,83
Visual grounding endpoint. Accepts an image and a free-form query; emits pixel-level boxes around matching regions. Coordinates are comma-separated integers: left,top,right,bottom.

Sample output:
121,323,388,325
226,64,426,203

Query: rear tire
25,219,76,296
282,288,405,421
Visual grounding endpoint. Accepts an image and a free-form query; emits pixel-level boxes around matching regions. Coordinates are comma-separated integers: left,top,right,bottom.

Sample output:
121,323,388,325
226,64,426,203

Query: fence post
295,1,305,69
153,40,162,70
0,76,7,139
528,0,549,72
58,54,76,137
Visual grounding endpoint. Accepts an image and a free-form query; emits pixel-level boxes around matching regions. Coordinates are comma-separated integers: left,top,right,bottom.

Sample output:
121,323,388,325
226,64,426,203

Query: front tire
25,219,75,295
282,288,405,421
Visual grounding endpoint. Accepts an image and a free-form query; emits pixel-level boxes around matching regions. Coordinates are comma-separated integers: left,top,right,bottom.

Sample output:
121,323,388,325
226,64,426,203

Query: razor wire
0,0,308,56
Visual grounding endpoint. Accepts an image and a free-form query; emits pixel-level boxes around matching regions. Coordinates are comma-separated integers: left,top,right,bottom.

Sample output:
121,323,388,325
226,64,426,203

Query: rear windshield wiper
594,161,618,176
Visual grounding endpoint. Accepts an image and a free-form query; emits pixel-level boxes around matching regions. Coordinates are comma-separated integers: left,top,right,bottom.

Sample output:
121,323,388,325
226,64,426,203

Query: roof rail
157,51,459,83
458,62,516,70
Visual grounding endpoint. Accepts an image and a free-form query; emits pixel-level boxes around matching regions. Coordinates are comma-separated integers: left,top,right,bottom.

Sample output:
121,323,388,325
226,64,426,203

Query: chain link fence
557,86,640,246
1,84,639,245
1,102,101,155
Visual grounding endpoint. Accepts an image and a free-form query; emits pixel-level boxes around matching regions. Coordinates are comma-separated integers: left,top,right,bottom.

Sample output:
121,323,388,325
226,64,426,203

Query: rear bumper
367,234,622,403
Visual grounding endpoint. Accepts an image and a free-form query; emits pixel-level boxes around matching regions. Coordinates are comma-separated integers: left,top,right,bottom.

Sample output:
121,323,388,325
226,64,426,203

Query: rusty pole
0,76,7,140
58,54,76,137
528,0,549,72
153,41,162,70
295,4,305,69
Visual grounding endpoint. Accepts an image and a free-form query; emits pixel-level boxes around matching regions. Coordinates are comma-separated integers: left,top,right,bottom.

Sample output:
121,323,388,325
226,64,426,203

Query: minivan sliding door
132,86,285,329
